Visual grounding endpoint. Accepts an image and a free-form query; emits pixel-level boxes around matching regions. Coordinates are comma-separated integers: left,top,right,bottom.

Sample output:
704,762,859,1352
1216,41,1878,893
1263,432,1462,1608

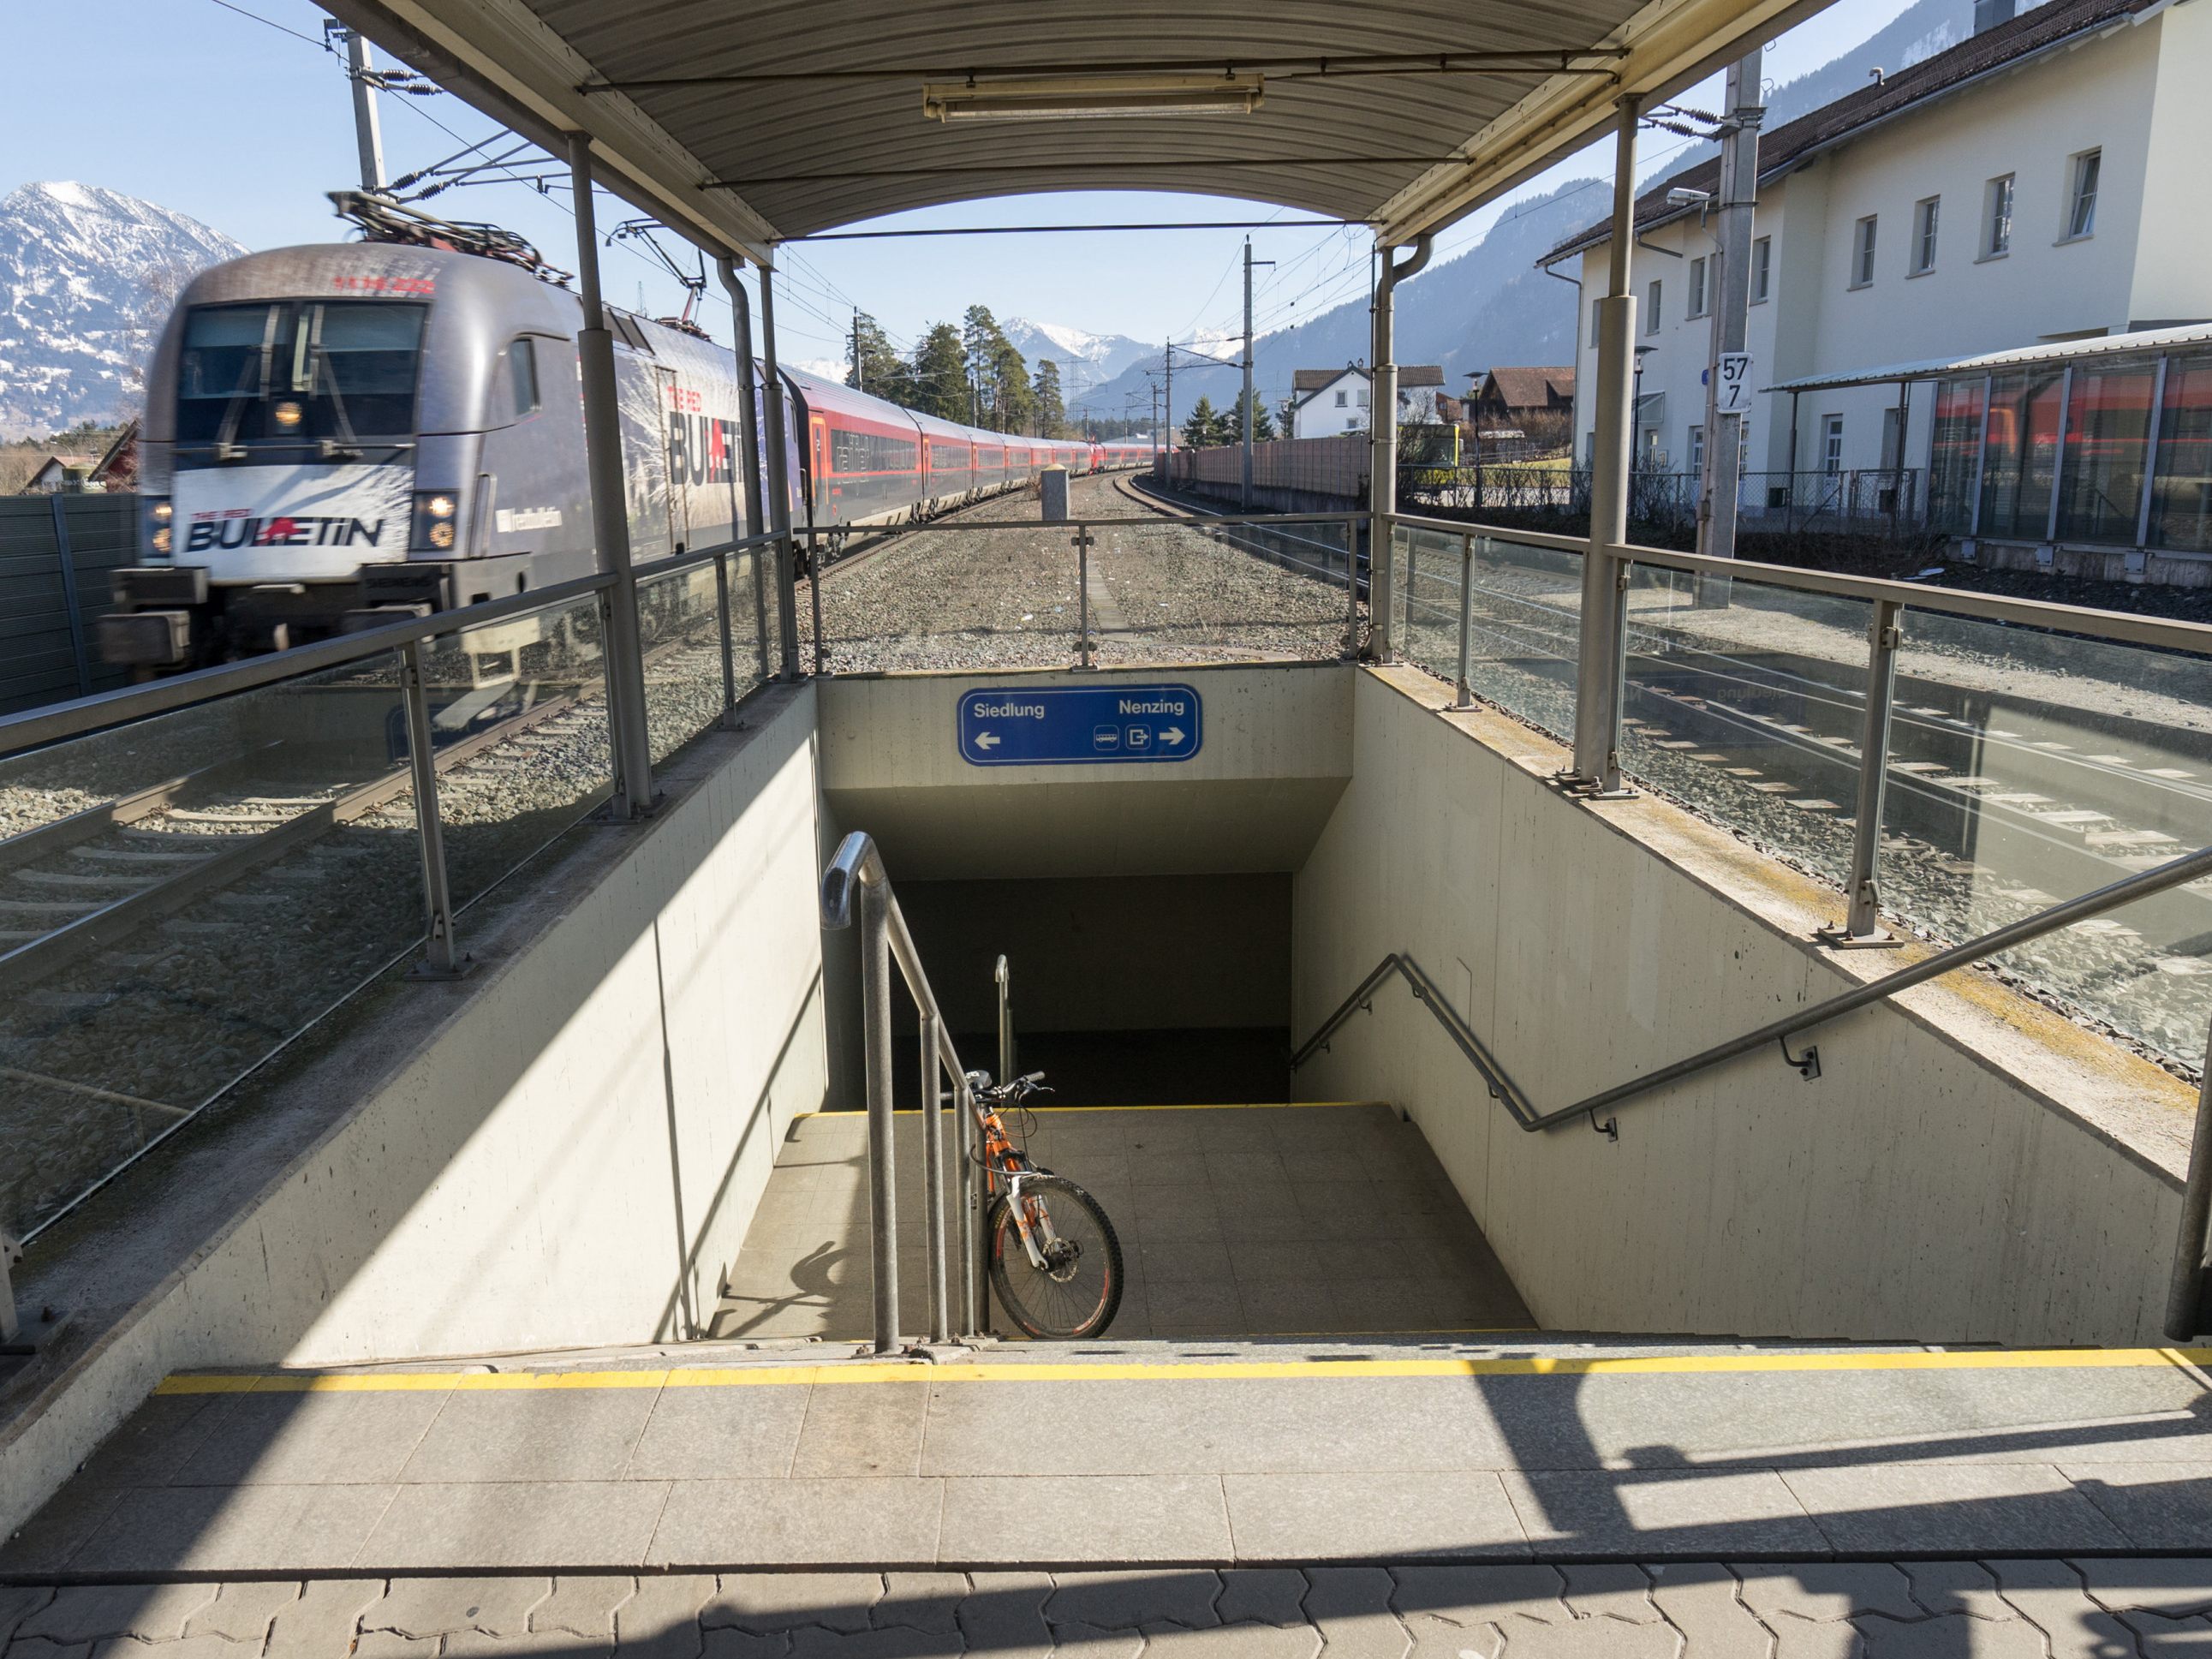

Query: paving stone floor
712,1103,1533,1341
5,1561,2212,1656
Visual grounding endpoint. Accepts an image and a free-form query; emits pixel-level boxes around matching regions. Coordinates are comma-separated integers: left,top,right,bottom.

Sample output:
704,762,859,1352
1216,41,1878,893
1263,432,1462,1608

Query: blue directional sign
957,683,1203,767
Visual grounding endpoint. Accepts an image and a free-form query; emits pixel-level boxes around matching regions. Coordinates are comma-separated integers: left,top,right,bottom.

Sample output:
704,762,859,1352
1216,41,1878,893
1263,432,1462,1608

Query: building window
1822,415,1845,474
1983,175,2013,258
1851,216,1878,288
1589,296,1602,347
1334,390,1347,408
1911,197,1940,274
1356,388,1369,408
1751,236,1771,303
1644,278,1661,334
1688,425,1706,477
1688,256,1709,318
2064,149,2100,240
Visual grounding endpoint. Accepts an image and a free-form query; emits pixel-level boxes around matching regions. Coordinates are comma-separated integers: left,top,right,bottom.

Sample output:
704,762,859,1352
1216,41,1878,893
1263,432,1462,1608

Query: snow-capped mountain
999,318,1156,397
0,181,245,439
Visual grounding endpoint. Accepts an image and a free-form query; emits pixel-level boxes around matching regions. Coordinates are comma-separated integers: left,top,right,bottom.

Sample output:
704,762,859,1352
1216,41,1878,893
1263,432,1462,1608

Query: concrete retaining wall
1292,666,2197,1346
0,685,828,1537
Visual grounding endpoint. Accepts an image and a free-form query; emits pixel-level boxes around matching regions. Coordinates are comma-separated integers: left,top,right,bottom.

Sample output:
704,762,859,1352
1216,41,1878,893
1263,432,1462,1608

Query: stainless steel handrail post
2166,1021,2212,1340
859,870,898,1353
921,1006,950,1343
399,640,462,978
1824,597,1904,947
955,1069,979,1335
1076,525,1094,669
821,832,967,1349
1343,520,1362,659
996,954,1015,1083
1452,534,1476,709
809,532,826,677
713,551,738,730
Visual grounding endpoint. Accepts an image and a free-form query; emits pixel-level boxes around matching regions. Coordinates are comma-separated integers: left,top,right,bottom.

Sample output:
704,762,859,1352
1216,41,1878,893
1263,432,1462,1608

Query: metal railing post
2166,1022,2212,1340
809,533,826,676
713,551,737,729
1076,525,1094,669
751,546,772,681
859,874,899,1354
1822,598,1905,949
399,640,463,978
1453,534,1476,709
954,1071,979,1337
921,1007,950,1344
1343,520,1362,659
996,954,1014,1084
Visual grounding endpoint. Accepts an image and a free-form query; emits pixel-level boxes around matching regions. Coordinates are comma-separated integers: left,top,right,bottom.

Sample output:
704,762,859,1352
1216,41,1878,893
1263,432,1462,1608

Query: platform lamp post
1567,95,1643,797
565,134,657,818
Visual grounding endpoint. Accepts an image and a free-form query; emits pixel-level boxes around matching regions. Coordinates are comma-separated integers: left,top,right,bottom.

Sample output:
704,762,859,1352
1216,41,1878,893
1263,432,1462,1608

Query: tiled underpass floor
711,1102,1534,1341
6,1562,2212,1656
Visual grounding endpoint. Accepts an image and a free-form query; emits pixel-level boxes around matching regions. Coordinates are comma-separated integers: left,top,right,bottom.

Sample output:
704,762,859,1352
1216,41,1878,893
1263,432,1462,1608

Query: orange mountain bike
964,1070,1124,1340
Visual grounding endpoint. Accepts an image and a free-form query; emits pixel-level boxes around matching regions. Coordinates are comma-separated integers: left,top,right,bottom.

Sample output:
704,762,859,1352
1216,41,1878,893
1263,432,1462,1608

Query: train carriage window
507,339,540,417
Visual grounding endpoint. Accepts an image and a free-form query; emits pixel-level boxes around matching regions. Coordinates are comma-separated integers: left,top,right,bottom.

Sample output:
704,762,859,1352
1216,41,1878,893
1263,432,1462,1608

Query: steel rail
1296,838,2212,1137
0,532,780,760
1392,510,2212,659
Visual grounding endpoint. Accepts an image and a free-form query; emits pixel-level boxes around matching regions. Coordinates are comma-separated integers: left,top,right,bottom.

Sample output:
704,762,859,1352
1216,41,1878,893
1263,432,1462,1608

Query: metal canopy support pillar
1820,598,1904,950
1368,231,1433,663
859,874,898,1354
759,260,802,681
567,134,656,818
1569,97,1641,794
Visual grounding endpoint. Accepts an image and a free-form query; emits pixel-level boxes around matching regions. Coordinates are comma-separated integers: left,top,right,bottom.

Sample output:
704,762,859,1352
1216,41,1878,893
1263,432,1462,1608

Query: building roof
329,0,1809,258
1291,364,1446,396
1480,365,1575,404
1540,0,2155,267
1765,321,2212,393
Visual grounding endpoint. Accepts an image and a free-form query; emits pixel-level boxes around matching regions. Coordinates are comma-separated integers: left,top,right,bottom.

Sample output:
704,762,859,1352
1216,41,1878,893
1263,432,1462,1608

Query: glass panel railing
812,522,1082,673
1619,570,1874,893
637,559,732,764
1875,608,2212,1073
421,590,612,915
1394,526,1581,744
0,653,427,1239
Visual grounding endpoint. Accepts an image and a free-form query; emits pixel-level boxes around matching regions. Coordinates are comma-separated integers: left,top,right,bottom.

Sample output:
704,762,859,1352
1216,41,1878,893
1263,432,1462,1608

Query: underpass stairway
713,1101,1532,1342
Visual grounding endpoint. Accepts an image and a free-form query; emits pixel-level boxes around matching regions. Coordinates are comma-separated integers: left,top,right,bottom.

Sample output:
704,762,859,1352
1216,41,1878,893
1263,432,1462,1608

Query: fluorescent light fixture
922,73,1264,122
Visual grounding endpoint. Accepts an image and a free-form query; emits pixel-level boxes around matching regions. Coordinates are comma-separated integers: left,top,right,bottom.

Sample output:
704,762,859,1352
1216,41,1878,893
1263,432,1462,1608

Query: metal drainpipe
715,255,774,683
1368,230,1433,664
758,260,802,680
1569,95,1641,794
565,134,655,818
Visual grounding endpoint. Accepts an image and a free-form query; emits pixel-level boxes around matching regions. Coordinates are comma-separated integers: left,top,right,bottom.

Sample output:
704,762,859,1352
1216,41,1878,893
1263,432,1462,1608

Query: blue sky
3,0,1917,365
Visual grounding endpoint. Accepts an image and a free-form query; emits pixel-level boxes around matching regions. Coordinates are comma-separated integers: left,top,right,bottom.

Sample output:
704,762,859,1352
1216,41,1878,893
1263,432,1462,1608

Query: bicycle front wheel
987,1174,1124,1339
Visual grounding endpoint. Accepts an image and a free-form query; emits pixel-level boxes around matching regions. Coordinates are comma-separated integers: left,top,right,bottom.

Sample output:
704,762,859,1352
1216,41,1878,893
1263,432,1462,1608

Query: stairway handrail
821,830,976,1351
1292,838,2212,1338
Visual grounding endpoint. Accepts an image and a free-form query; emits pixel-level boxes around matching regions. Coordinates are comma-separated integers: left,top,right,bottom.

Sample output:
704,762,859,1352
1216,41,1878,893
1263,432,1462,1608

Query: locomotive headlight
271,399,303,429
413,489,462,553
152,501,173,523
146,497,174,559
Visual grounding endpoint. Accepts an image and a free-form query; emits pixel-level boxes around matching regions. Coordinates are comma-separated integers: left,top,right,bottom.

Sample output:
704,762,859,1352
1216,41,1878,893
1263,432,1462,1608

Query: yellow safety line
791,1101,1386,1119
153,1345,2212,1394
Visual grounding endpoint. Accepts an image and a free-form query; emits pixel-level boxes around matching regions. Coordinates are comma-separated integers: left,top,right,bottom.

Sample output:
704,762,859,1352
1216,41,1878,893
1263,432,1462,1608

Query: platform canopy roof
327,0,1832,266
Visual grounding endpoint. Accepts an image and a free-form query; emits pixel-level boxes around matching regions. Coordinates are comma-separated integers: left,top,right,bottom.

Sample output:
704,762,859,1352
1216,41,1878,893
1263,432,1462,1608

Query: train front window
175,300,424,451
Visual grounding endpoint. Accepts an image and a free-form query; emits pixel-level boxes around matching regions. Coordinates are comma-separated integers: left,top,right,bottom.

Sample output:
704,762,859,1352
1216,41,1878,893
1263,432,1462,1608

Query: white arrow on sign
1160,727,1186,746
975,731,1000,749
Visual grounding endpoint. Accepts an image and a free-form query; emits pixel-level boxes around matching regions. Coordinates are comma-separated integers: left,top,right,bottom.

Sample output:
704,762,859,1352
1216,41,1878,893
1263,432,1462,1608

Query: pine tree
961,305,1005,424
1183,395,1224,450
846,311,906,401
909,323,972,423
1226,390,1276,444
1034,359,1067,439
990,341,1033,433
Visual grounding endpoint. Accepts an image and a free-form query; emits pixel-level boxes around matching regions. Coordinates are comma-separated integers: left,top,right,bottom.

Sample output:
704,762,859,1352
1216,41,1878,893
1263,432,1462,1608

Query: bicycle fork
1000,1169,1061,1272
